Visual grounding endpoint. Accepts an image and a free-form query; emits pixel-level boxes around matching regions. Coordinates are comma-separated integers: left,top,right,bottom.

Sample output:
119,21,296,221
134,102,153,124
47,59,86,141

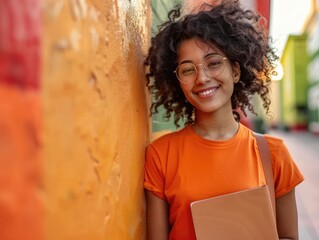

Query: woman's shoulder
262,133,292,160
241,125,287,152
149,126,189,148
263,134,285,150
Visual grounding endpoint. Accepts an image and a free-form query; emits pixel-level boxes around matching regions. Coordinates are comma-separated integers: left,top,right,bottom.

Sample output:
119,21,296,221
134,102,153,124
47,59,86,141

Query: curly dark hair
145,0,278,127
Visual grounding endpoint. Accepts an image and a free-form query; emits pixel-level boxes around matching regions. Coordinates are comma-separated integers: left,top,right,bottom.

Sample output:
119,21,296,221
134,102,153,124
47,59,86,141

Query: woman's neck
192,111,239,141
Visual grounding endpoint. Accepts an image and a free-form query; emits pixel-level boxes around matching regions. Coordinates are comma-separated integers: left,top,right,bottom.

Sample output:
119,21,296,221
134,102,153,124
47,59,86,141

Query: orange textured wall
43,0,150,239
0,85,43,240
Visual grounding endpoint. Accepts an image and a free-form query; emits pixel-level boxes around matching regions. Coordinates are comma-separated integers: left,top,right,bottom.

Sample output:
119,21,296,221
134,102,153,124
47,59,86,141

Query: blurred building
277,0,319,134
305,0,319,134
280,34,309,131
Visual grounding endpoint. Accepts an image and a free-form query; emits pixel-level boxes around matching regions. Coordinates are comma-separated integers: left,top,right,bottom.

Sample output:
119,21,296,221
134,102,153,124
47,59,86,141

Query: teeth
198,88,216,96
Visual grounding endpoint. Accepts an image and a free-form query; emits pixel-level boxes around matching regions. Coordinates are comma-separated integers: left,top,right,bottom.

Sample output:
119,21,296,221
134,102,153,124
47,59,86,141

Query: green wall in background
151,0,183,133
280,34,309,130
307,50,319,133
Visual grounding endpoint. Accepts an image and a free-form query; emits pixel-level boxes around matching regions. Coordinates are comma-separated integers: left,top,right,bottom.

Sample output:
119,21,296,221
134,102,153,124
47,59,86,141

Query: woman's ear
232,62,241,83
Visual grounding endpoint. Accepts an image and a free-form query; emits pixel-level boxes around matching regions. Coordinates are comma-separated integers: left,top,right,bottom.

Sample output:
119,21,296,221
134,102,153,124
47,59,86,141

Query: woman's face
176,38,240,115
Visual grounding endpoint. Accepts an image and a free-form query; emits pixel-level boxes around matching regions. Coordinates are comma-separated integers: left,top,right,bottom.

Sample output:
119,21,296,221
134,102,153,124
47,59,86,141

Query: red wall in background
256,0,271,31
0,1,43,240
0,0,41,89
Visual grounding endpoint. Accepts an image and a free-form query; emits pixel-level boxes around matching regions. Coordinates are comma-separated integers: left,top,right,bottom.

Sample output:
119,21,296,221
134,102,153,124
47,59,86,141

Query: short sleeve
267,136,304,198
144,144,167,200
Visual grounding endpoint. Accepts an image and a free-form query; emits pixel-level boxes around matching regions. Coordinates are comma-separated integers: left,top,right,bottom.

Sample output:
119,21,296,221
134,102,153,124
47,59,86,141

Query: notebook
190,185,278,240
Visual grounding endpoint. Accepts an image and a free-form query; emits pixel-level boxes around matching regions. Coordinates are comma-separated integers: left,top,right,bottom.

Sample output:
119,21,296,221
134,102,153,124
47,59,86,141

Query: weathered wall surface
43,0,150,239
0,0,43,240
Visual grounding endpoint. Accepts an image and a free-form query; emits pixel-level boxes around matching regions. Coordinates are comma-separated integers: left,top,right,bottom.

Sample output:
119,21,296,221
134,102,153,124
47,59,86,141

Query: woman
144,1,304,239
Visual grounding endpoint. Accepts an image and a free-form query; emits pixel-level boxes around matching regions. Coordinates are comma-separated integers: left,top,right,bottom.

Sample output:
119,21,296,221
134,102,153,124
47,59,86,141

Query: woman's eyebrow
179,60,193,64
178,52,220,65
203,52,218,58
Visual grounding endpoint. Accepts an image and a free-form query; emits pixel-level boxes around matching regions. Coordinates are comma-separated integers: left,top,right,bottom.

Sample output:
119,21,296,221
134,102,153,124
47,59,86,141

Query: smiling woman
143,1,304,239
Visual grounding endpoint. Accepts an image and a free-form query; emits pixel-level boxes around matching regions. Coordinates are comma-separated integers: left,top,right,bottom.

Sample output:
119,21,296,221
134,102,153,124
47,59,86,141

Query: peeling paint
88,72,105,99
88,148,101,183
115,0,149,57
53,38,70,51
88,5,99,21
70,0,87,20
69,28,81,50
89,27,99,51
104,213,111,224
116,0,129,54
52,0,65,18
104,35,109,47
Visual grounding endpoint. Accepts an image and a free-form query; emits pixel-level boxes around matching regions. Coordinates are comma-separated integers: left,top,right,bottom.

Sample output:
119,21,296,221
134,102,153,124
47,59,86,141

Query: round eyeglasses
174,54,228,84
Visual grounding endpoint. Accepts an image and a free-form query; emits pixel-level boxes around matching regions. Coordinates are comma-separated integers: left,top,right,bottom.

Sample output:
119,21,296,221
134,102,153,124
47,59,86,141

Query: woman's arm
276,189,299,240
145,190,170,240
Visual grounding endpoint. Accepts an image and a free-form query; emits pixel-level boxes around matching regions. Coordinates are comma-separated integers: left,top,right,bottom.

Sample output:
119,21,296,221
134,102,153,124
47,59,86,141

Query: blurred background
0,0,318,239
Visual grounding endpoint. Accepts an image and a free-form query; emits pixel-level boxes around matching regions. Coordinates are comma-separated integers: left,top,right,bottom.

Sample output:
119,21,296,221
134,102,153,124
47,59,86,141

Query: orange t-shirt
144,124,304,240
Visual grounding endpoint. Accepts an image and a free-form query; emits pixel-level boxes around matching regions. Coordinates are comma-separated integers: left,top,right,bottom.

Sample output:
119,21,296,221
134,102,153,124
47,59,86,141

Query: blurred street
269,129,319,240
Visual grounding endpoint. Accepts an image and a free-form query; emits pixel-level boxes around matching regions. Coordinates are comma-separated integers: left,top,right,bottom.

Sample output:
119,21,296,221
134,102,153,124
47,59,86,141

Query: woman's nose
195,64,210,84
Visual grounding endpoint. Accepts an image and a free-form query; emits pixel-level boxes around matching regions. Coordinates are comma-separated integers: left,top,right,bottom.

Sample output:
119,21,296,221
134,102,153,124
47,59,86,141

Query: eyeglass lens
176,54,226,84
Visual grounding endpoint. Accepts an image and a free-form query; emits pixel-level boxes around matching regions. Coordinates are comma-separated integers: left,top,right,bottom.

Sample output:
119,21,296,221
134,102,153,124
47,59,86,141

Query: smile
196,86,219,96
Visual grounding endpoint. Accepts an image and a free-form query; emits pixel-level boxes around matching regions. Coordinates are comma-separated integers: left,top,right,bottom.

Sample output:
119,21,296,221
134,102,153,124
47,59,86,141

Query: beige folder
190,185,278,240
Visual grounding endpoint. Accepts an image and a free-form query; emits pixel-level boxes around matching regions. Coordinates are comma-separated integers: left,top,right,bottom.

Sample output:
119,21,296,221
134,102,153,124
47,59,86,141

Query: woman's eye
206,60,222,69
181,67,195,75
